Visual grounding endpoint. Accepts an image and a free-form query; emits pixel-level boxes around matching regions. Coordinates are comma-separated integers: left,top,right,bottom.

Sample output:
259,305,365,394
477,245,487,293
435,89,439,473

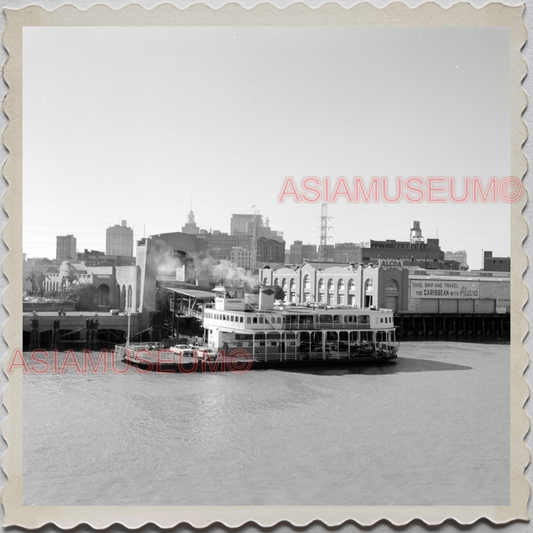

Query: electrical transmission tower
318,203,333,262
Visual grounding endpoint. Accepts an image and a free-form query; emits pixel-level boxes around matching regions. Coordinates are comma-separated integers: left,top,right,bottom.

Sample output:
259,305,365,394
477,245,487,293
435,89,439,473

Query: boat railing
282,322,375,330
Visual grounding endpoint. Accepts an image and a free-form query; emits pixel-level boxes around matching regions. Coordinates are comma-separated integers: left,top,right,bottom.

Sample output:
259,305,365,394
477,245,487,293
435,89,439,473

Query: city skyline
23,26,511,270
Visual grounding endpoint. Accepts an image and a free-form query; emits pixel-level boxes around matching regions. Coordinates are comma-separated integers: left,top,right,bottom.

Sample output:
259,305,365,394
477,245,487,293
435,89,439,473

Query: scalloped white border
1,2,529,528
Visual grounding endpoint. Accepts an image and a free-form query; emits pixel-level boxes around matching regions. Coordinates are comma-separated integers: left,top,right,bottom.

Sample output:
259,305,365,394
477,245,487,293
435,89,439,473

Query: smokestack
259,285,275,310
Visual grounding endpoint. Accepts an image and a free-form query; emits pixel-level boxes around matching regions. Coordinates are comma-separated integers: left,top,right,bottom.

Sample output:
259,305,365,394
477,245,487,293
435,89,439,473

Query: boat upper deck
203,305,395,332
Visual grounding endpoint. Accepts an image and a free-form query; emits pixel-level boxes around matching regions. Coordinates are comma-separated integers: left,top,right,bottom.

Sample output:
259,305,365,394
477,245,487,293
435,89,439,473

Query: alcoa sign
374,258,404,268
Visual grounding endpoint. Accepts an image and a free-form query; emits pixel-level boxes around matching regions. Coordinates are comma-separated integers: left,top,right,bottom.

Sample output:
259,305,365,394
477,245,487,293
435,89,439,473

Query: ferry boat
118,285,398,371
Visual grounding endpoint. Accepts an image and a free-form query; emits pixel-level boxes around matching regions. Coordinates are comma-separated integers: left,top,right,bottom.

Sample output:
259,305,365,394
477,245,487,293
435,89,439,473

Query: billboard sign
410,279,480,299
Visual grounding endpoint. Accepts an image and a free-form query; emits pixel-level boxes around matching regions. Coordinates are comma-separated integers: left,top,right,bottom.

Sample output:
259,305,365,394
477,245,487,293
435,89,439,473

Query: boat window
320,315,333,323
259,317,264,324
253,317,257,324
247,317,251,324
240,317,243,323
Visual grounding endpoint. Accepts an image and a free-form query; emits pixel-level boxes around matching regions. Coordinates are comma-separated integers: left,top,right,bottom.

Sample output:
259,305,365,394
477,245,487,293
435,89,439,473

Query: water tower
410,221,424,245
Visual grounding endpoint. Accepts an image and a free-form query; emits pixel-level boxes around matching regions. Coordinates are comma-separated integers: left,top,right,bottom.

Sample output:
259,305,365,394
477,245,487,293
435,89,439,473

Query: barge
117,285,399,372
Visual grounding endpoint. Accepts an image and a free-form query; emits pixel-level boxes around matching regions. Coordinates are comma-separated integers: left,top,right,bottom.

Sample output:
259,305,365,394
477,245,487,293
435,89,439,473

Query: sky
23,26,511,269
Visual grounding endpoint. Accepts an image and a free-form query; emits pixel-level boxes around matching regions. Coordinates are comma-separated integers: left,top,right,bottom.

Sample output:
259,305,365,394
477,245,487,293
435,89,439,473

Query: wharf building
260,262,510,342
56,234,77,262
41,261,141,313
106,220,134,257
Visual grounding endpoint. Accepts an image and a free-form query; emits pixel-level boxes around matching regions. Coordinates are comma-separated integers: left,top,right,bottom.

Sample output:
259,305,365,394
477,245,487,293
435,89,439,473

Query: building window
338,279,345,291
318,278,325,290
303,274,311,290
348,279,355,291
328,279,334,291
386,279,399,295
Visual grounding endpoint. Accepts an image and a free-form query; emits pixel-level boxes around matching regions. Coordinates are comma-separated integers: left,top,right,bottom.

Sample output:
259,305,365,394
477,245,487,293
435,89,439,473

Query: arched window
303,274,311,290
274,278,279,287
263,277,268,285
290,279,296,290
128,285,133,308
328,279,334,291
338,279,345,291
348,279,355,291
318,278,325,290
121,285,126,310
282,278,287,290
97,284,110,307
365,279,373,294
386,279,399,295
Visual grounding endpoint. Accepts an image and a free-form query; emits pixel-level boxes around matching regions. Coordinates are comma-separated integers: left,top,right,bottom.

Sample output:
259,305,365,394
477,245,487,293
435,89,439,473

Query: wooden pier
394,313,510,342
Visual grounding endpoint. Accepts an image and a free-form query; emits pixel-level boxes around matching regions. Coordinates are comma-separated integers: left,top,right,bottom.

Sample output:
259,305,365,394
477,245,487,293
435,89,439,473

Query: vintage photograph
2,2,529,528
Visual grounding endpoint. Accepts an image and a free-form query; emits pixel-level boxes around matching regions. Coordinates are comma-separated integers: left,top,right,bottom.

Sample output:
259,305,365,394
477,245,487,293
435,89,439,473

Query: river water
22,342,510,506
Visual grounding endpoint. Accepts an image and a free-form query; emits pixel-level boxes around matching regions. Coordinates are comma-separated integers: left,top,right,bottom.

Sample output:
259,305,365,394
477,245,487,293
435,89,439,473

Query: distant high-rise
182,209,200,235
106,220,134,257
231,214,261,235
56,234,77,262
445,250,468,270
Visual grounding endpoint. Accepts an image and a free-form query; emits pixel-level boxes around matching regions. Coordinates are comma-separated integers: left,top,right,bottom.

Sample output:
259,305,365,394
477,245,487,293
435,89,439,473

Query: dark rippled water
22,342,510,506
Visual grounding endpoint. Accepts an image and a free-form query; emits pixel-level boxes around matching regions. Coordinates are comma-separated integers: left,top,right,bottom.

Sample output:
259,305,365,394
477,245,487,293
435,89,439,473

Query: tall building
230,247,254,269
231,214,259,235
56,234,77,262
106,220,134,257
361,221,449,269
334,243,362,263
289,240,319,264
445,250,468,270
182,209,200,235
